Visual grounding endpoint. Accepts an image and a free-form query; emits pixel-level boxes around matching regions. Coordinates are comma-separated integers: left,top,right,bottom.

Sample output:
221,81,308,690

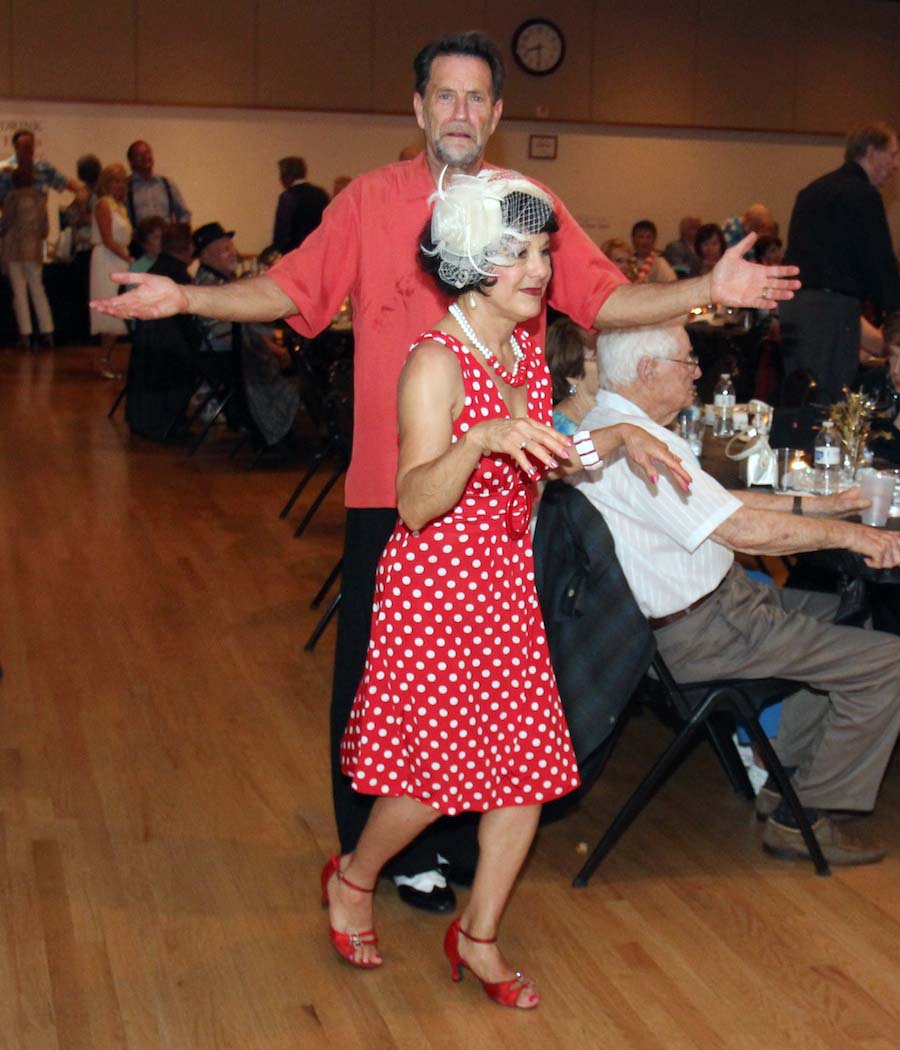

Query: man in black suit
271,156,329,255
781,121,900,400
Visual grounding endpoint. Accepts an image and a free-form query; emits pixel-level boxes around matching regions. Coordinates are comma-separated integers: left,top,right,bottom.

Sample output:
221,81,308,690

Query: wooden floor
1,345,899,1050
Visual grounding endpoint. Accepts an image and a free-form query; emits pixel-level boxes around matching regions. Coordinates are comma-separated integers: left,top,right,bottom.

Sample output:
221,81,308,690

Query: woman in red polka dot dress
322,170,691,1008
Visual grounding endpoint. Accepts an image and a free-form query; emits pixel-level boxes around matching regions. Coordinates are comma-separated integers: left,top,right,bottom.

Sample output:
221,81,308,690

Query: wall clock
512,18,566,77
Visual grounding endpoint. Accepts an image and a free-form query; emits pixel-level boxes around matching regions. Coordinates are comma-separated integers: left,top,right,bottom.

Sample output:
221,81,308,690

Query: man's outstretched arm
90,272,296,323
594,233,801,328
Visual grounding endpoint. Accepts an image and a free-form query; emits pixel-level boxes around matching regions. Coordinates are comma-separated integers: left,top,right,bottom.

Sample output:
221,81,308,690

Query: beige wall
4,1,900,134
5,96,899,258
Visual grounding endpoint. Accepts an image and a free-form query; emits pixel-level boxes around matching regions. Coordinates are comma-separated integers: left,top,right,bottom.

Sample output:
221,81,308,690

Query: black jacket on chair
533,481,655,766
125,253,199,441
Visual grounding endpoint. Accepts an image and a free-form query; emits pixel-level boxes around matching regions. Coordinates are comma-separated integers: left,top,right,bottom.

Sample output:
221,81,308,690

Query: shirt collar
410,150,439,197
594,389,651,420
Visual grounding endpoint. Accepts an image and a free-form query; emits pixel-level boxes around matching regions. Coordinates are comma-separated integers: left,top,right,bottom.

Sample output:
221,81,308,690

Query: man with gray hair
271,156,329,255
781,121,900,400
573,323,900,866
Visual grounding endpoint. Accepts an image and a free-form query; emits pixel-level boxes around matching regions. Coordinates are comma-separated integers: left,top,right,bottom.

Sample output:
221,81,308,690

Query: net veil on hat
423,166,554,289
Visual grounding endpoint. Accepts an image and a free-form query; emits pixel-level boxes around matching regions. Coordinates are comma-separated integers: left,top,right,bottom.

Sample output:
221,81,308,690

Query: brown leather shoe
763,815,887,866
755,787,866,824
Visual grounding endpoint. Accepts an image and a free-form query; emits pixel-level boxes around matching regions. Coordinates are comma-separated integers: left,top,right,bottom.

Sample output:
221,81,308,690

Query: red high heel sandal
443,918,539,1009
320,854,381,968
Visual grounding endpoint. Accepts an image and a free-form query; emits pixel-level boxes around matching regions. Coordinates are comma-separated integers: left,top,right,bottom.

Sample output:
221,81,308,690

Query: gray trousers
654,566,900,812
779,288,860,403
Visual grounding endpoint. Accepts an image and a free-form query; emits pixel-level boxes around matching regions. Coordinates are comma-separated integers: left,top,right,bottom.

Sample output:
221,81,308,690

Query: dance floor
1,345,899,1049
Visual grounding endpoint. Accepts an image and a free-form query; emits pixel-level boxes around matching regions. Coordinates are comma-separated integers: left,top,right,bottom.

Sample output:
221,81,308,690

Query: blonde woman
89,163,132,378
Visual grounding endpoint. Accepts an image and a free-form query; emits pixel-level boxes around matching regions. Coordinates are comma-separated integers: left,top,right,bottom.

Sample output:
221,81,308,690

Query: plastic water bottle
713,374,736,437
814,420,841,495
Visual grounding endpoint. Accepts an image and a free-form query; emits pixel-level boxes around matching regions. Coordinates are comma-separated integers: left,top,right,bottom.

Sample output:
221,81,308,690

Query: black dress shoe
441,862,476,888
395,881,456,913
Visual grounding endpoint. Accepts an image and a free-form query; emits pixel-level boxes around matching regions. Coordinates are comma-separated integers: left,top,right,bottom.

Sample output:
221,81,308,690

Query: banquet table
701,433,900,591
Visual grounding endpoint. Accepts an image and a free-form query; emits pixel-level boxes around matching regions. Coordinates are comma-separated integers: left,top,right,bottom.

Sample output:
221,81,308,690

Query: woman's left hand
620,424,692,492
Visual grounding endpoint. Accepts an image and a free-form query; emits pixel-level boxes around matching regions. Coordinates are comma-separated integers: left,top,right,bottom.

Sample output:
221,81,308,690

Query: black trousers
779,289,861,403
330,508,479,877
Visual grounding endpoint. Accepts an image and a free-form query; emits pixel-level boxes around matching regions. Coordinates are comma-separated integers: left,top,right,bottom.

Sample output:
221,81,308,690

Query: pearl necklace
449,303,526,386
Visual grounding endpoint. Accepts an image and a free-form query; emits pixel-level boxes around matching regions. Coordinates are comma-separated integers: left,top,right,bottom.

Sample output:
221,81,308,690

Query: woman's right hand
467,416,573,477
91,272,189,319
618,423,693,492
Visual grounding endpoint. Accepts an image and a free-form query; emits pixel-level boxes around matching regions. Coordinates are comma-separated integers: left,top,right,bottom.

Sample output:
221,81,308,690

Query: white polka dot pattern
340,329,581,815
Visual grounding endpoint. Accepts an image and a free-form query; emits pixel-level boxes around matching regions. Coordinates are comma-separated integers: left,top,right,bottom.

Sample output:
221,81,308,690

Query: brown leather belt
648,578,724,630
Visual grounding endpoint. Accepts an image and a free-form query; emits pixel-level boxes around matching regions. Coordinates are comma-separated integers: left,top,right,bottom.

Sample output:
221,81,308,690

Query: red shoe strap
458,924,497,945
335,859,375,895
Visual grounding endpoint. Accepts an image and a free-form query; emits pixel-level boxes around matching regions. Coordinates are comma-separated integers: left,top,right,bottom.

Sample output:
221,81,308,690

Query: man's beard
434,130,482,169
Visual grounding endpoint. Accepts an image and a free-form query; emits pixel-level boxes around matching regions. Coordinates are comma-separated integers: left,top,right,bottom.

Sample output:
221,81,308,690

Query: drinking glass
774,448,806,493
861,472,896,527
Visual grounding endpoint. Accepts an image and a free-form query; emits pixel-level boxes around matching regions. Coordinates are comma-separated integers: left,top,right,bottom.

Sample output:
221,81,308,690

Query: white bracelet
573,429,602,469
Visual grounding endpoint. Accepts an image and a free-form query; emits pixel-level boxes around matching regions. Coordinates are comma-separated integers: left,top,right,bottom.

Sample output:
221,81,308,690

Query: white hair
598,325,686,390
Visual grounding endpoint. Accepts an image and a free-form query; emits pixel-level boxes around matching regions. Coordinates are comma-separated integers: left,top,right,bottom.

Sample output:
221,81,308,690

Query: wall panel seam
9,0,15,97
133,0,140,103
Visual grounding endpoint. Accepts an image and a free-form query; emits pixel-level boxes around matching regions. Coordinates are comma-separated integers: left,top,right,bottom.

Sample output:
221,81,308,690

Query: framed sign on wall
528,134,558,160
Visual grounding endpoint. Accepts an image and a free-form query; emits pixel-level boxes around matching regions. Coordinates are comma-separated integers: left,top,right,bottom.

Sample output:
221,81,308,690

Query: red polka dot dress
340,328,581,816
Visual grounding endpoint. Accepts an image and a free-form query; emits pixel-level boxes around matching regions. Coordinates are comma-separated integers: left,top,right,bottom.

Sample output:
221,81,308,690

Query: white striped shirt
572,390,740,618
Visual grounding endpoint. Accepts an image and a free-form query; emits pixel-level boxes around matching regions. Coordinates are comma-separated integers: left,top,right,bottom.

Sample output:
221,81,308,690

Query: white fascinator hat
423,166,554,289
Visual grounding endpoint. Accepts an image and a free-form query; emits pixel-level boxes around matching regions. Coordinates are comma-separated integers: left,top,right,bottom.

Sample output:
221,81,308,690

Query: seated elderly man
193,221,239,353
573,324,900,866
192,222,242,424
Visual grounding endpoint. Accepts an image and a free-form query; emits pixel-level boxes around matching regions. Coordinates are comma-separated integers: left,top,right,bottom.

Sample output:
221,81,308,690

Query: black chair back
770,404,824,455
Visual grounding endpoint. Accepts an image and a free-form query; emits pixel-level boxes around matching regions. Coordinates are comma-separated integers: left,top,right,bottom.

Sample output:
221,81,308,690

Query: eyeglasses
666,353,700,369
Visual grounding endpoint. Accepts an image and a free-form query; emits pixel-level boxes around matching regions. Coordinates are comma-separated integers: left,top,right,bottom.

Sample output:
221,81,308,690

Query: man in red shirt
93,31,799,913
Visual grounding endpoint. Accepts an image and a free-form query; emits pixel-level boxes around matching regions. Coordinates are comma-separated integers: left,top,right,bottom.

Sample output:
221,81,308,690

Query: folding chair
572,658,829,886
184,323,246,455
532,482,830,887
107,379,128,419
279,330,352,522
303,556,343,651
289,354,352,539
107,314,134,419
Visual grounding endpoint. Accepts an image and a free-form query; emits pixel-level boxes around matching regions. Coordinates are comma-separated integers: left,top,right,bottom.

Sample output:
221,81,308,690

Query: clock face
512,19,566,77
